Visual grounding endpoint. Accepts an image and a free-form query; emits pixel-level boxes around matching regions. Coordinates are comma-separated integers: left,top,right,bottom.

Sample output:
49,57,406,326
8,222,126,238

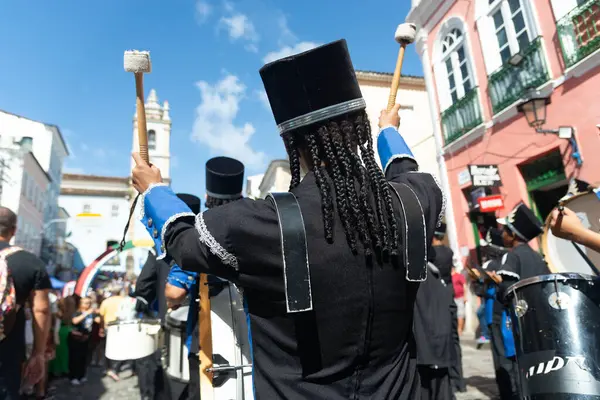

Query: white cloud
255,89,271,111
219,13,259,48
191,75,267,169
263,41,321,64
195,0,212,23
276,15,297,46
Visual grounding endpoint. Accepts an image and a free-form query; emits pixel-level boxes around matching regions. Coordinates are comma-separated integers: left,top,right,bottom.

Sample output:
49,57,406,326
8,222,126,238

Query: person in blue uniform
131,39,444,399
132,193,202,400
164,157,244,400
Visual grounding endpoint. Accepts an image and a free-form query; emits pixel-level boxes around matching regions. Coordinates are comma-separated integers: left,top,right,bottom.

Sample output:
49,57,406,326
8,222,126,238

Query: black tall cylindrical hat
259,39,366,135
497,203,543,242
205,156,245,200
176,193,201,214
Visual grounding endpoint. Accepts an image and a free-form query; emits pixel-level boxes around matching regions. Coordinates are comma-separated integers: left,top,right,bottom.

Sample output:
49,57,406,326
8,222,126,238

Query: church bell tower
130,89,172,182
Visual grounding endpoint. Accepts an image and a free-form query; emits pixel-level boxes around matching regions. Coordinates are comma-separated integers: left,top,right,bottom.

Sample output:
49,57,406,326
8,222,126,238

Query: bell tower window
148,130,156,150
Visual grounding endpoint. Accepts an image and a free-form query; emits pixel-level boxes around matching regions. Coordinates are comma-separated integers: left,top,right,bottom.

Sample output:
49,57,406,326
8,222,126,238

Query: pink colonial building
407,0,600,264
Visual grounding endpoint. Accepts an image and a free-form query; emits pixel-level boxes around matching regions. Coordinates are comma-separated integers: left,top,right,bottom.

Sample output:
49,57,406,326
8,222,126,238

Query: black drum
506,273,600,399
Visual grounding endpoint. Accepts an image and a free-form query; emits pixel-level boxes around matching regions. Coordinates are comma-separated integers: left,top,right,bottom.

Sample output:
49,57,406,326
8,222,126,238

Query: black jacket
157,158,443,399
132,251,170,321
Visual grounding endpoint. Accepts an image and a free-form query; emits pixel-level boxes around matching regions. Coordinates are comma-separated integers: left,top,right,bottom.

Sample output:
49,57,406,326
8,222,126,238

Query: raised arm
377,105,445,247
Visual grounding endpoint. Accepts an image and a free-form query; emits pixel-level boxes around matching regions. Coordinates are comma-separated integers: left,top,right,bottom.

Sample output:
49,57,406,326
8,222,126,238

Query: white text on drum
525,356,585,378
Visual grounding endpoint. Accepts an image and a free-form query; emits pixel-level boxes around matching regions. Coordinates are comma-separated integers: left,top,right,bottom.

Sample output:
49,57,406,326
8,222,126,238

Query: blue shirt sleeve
377,126,416,174
167,264,198,292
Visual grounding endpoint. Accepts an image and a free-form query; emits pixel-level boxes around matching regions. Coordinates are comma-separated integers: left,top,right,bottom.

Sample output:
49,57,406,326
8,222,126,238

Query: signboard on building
468,164,502,187
478,195,505,213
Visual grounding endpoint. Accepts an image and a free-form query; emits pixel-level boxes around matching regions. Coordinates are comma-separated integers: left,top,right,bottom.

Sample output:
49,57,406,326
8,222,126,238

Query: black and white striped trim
497,270,520,280
383,154,418,174
195,213,239,270
156,212,196,260
139,182,169,220
408,171,446,228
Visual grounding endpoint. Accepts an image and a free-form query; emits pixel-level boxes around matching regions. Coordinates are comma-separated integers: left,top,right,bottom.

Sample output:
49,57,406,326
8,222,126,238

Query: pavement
49,339,499,399
456,339,499,400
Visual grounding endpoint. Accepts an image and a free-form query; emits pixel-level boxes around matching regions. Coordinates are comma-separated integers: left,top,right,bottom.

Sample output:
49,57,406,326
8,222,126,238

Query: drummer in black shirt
493,203,551,292
490,203,551,399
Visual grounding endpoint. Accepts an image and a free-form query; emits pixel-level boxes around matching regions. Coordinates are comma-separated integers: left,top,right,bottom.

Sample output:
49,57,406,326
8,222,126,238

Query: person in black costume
414,260,454,400
131,40,444,399
430,223,466,394
490,203,551,399
131,193,202,400
165,158,244,400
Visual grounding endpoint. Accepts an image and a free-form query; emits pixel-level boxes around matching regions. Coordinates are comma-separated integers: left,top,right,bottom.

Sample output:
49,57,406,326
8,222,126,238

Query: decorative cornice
62,174,130,184
355,70,425,88
60,188,130,197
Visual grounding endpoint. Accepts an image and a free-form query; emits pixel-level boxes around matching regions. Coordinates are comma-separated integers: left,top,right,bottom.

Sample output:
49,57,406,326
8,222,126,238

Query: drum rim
506,272,599,297
541,191,597,273
107,318,161,327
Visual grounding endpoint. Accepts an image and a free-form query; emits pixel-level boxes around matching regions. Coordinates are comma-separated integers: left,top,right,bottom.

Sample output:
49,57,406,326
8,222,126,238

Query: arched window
477,0,538,73
148,130,156,150
441,28,473,105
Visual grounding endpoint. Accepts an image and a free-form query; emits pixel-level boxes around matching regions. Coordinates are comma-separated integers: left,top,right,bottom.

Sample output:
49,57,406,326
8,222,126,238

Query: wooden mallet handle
387,44,407,111
199,273,214,400
134,72,150,165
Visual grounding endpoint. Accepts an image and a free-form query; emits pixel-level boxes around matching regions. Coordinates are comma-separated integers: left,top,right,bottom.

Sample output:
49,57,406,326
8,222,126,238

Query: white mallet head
395,23,418,45
124,50,152,73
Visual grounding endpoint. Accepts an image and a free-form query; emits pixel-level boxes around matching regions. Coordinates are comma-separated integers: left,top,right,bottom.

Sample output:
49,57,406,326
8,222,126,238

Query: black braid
361,118,400,257
320,124,357,253
340,120,378,255
281,110,399,263
306,132,334,242
284,134,302,189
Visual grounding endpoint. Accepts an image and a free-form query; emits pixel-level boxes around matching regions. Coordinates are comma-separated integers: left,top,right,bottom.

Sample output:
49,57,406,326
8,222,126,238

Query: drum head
542,192,600,275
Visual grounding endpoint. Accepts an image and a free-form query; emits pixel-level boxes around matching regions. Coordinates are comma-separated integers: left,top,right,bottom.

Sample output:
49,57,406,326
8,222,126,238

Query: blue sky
0,0,420,197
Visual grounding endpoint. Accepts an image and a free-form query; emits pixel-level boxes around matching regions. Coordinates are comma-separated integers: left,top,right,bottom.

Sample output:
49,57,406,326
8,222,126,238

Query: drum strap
388,182,428,282
267,192,312,313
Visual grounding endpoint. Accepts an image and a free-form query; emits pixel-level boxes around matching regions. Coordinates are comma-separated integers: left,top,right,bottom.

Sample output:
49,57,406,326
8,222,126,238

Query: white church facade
59,89,171,274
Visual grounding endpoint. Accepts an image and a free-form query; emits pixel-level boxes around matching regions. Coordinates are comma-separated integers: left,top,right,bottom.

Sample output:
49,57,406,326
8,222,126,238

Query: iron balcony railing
557,0,600,68
441,87,483,145
488,37,550,115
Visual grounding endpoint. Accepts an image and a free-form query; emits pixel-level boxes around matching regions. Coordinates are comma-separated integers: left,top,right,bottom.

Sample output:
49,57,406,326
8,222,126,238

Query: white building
247,160,291,199
355,71,438,178
59,89,171,272
0,111,69,257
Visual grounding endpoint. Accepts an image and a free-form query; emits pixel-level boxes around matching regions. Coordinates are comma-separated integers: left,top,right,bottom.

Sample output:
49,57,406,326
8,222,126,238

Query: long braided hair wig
283,110,400,261
205,195,242,209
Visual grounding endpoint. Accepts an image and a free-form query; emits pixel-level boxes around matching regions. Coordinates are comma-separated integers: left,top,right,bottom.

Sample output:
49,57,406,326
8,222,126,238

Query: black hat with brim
176,193,201,214
205,156,245,200
259,39,366,135
497,203,543,242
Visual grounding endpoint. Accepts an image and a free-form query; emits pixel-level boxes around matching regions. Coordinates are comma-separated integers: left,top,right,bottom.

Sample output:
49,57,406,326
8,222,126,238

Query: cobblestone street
48,339,499,399
456,339,499,400
52,366,140,400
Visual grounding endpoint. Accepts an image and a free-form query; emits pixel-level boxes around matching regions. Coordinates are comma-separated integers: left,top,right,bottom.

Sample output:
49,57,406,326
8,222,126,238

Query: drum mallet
124,50,152,165
387,23,418,111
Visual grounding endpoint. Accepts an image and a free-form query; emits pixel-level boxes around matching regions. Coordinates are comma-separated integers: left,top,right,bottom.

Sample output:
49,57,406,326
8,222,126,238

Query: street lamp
517,89,582,166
